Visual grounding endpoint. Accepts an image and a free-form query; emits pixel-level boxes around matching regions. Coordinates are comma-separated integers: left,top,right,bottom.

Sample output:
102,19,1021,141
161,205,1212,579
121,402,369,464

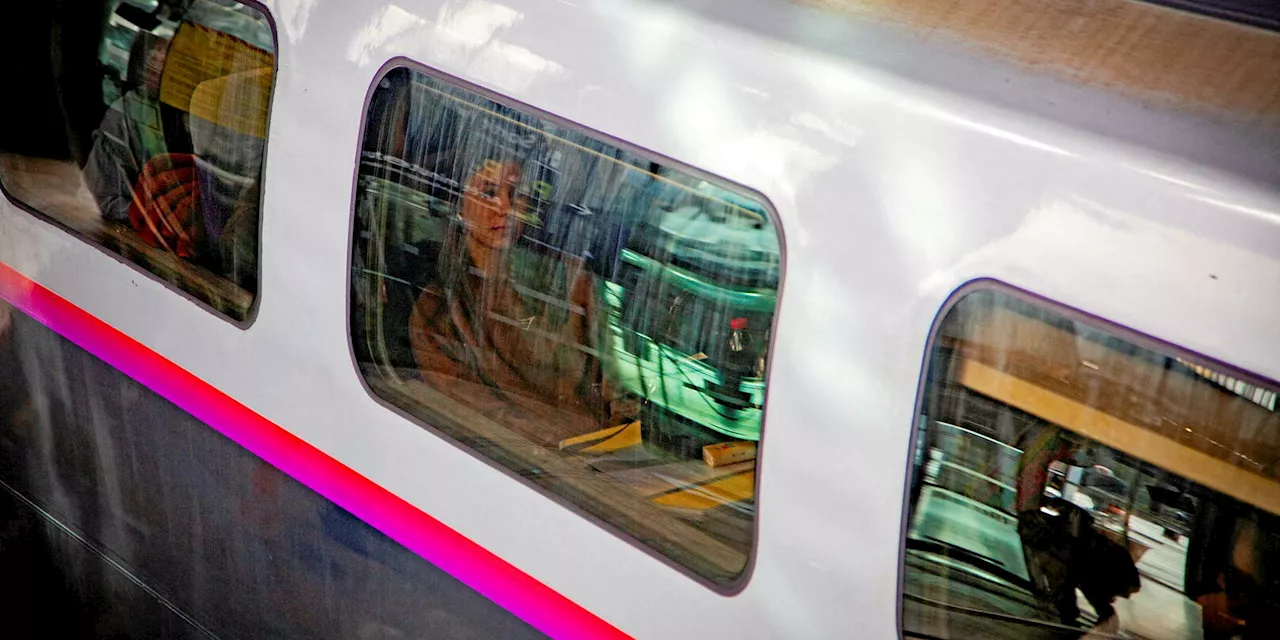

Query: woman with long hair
407,155,611,447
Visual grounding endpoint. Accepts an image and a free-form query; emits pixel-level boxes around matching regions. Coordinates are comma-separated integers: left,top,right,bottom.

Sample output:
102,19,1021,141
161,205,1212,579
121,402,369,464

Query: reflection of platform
910,485,1028,581
903,550,1062,640
1129,516,1190,590
906,487,1205,640
1098,575,1204,640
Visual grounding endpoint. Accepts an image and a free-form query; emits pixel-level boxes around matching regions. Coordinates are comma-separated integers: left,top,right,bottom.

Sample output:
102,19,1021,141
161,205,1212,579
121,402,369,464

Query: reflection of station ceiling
947,306,1280,515
1179,358,1277,412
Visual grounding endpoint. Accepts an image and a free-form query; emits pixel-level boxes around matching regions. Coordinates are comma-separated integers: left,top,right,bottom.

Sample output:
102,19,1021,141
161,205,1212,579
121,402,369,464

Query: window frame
0,0,279,328
896,277,1280,638
343,57,788,594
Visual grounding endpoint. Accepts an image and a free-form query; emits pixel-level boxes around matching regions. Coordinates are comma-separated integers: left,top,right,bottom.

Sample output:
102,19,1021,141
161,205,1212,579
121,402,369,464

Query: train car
1,0,1278,638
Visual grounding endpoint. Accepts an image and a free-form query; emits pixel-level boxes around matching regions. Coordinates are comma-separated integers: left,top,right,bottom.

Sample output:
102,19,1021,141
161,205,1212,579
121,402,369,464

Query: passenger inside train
407,152,612,447
351,68,779,584
0,0,273,319
903,290,1280,640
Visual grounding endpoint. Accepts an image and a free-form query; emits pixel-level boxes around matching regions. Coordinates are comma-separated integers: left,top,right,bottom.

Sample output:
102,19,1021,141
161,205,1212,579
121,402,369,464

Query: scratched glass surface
0,0,273,320
904,290,1280,639
350,67,782,584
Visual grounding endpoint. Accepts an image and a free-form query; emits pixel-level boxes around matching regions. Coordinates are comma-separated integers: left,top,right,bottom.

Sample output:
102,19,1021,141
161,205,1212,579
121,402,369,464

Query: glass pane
0,0,274,321
351,67,781,584
904,289,1280,639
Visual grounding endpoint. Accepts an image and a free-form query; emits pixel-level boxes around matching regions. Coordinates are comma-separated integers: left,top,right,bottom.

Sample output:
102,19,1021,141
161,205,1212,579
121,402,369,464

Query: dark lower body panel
0,307,543,640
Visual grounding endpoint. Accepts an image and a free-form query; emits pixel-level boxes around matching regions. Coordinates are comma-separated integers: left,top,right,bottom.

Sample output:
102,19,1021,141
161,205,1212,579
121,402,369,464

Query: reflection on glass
350,68,780,583
0,0,273,320
904,290,1280,639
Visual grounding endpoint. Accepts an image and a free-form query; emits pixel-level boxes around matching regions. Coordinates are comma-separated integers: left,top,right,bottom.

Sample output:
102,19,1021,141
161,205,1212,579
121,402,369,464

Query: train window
350,66,780,585
903,288,1280,639
0,0,274,321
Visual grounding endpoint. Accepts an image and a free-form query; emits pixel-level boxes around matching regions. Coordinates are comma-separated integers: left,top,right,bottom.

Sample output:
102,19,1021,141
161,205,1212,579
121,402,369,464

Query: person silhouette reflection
1013,426,1141,627
84,31,199,250
84,27,266,289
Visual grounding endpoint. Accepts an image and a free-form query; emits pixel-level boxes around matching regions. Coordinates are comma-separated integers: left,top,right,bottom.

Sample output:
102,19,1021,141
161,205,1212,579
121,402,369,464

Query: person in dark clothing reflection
1186,495,1280,639
83,21,269,291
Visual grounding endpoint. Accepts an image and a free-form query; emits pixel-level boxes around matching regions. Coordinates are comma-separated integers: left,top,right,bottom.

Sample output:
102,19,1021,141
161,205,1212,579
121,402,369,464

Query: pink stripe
0,261,629,640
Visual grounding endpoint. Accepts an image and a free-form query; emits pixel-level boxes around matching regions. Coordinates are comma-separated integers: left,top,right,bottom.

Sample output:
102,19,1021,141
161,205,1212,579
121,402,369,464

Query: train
1,0,1278,638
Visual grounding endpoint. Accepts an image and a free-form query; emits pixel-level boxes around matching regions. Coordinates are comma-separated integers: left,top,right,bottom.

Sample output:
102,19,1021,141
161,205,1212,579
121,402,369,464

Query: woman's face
461,160,526,250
